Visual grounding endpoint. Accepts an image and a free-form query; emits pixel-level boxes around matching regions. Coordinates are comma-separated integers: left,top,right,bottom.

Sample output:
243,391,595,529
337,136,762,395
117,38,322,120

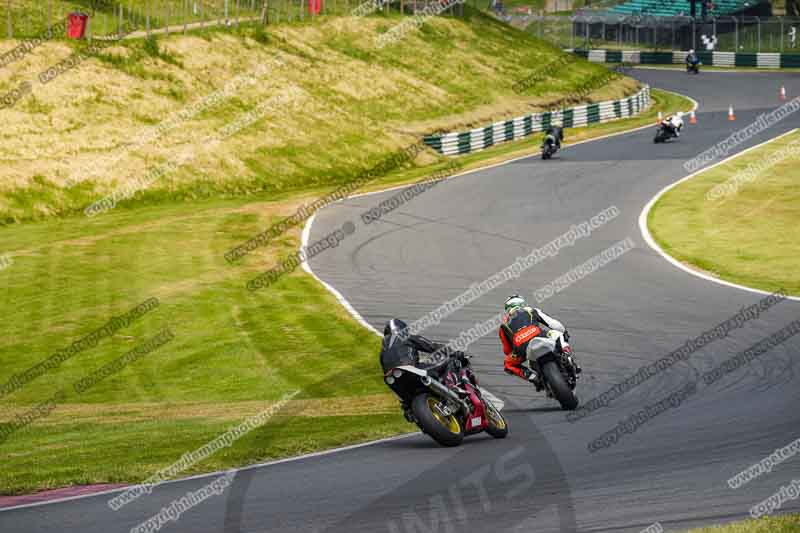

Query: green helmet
504,294,526,313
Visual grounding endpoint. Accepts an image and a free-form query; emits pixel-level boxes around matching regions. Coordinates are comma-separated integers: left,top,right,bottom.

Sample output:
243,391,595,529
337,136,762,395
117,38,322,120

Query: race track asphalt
3,69,800,533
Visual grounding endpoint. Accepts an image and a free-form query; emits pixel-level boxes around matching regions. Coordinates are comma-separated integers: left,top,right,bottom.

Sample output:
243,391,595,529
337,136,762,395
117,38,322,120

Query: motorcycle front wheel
484,399,508,439
542,361,579,411
412,393,464,447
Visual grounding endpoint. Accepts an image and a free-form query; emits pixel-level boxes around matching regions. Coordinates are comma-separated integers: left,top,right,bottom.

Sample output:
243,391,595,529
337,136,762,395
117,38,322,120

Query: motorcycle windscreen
379,342,418,374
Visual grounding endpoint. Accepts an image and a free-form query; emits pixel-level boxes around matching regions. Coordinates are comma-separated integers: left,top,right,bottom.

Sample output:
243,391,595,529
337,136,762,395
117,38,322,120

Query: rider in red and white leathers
499,295,580,389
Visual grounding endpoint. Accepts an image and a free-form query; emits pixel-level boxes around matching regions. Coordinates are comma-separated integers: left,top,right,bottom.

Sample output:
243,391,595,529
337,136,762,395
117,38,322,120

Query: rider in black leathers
380,319,468,373
380,319,472,420
544,125,564,150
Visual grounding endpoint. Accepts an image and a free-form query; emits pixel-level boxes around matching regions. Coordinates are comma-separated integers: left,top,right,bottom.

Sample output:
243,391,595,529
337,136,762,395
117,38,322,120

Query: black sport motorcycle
687,61,701,74
541,134,559,160
383,354,508,447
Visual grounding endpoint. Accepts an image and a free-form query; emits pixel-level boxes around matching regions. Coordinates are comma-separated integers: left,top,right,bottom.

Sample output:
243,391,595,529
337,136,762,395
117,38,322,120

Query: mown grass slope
0,10,635,224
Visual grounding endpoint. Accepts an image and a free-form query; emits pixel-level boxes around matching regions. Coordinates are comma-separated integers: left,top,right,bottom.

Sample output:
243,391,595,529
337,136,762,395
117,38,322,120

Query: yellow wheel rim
427,397,461,434
487,404,506,430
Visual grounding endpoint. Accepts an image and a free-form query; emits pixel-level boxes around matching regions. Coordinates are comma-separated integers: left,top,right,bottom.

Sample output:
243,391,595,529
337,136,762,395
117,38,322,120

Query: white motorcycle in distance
654,113,684,144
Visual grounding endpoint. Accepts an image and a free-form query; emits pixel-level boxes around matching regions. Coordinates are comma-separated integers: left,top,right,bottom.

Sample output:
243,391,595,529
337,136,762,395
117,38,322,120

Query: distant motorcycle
384,353,508,447
541,134,559,160
522,330,580,410
687,61,701,74
654,122,679,143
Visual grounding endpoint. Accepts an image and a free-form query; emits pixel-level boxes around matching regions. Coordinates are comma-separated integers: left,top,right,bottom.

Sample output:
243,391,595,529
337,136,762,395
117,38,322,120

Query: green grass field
649,129,800,296
0,189,411,493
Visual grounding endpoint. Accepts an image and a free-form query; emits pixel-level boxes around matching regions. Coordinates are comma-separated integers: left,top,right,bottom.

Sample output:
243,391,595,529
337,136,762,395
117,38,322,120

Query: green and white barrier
423,86,651,156
571,48,800,68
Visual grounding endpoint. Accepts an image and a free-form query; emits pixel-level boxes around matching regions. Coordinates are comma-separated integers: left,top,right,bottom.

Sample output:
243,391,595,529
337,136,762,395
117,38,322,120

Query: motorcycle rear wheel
412,393,464,447
542,361,579,411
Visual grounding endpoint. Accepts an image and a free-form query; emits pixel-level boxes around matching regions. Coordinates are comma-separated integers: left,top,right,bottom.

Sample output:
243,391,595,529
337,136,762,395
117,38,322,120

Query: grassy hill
0,11,636,224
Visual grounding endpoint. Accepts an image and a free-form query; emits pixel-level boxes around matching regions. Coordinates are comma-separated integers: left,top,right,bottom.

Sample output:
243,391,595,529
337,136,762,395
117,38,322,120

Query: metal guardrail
572,47,800,66
423,85,651,155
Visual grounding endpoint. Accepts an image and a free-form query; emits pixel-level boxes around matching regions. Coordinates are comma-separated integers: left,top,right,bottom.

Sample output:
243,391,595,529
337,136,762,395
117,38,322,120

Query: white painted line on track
0,432,420,512
301,213,381,336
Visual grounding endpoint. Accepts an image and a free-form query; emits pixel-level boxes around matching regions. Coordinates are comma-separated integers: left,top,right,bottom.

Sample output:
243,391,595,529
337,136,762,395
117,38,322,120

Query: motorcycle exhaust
421,375,470,414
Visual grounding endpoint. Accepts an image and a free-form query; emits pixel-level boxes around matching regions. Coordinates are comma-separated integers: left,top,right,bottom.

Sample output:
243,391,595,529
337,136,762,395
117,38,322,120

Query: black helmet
382,318,409,350
381,319,418,371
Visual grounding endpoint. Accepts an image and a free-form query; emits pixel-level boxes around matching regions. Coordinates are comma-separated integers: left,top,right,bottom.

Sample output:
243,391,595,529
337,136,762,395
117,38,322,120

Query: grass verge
649,129,800,296
679,514,800,532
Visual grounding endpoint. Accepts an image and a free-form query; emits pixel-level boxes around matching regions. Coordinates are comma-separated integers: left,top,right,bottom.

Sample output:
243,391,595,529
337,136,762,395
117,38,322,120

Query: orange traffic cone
690,110,697,124
780,86,787,100
657,111,663,124
728,105,735,121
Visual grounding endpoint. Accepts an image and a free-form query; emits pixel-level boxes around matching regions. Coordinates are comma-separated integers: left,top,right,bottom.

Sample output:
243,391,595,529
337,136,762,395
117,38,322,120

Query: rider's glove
455,351,470,364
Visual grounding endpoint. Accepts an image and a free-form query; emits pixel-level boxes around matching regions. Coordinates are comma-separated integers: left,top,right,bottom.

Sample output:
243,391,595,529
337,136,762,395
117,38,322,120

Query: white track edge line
301,213,381,336
638,127,800,302
0,432,419,513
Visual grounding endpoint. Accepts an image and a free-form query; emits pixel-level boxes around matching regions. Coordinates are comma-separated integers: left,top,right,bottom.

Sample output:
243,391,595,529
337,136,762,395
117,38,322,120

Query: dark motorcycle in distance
523,331,580,410
541,134,559,160
384,354,508,447
687,61,701,74
654,122,679,143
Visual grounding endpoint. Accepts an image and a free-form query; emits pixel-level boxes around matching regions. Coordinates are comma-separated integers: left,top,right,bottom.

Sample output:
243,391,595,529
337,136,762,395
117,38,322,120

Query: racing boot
560,342,582,375
522,367,545,391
